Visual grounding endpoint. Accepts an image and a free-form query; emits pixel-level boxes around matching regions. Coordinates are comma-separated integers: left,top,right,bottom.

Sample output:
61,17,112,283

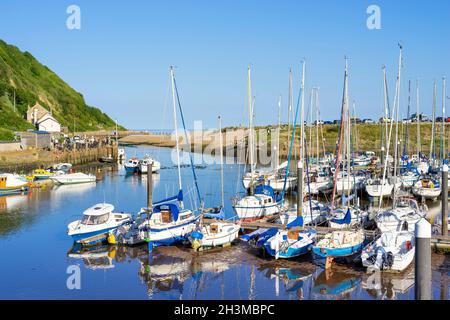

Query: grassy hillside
0,39,124,140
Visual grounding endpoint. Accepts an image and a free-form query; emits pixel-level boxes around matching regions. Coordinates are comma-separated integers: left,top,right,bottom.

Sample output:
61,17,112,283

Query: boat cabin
151,204,193,224
81,203,114,225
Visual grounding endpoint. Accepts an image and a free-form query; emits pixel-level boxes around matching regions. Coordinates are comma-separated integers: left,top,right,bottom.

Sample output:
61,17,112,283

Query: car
436,117,443,122
445,117,450,123
379,117,392,123
323,121,333,125
313,120,324,125
362,119,374,124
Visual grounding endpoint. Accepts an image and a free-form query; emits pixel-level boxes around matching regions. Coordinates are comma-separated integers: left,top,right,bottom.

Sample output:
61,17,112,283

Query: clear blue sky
0,0,449,129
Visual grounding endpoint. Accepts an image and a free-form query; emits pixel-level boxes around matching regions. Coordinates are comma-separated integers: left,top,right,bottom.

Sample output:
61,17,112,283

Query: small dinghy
312,229,365,268
67,203,132,246
264,216,317,259
189,221,241,251
361,231,414,272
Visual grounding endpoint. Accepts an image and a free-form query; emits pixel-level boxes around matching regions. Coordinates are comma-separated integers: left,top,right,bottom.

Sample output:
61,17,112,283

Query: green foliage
0,39,125,134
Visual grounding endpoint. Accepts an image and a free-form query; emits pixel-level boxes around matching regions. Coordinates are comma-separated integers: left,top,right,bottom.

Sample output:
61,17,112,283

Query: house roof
36,113,59,125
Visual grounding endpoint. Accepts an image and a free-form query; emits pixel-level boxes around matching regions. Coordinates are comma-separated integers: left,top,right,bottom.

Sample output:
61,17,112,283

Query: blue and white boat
124,157,141,174
264,216,317,259
312,229,365,259
67,203,132,245
232,185,281,221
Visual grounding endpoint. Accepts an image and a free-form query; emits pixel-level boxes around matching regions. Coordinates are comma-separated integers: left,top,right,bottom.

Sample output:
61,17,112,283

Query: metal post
297,160,303,217
380,146,385,167
442,164,448,236
147,162,153,254
147,162,153,211
415,218,432,300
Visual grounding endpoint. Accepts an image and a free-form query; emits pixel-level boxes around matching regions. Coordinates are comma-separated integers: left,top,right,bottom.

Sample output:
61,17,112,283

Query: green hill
0,39,124,140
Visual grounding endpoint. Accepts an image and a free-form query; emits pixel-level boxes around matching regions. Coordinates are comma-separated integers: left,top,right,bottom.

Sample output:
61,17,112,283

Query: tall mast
430,81,437,160
417,79,421,156
316,88,320,164
442,77,446,162
276,95,281,169
170,66,183,207
247,65,254,175
404,80,411,157
287,68,293,142
392,44,403,205
218,116,224,208
331,58,348,210
300,61,306,163
383,67,390,156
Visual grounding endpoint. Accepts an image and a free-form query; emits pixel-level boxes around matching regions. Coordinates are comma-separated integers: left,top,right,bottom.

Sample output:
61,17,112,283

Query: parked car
362,119,374,124
436,117,443,122
379,117,392,123
323,121,333,125
445,117,450,123
313,120,324,125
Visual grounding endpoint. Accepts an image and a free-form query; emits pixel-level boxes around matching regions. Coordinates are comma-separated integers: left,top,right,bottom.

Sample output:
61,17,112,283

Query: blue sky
0,0,449,129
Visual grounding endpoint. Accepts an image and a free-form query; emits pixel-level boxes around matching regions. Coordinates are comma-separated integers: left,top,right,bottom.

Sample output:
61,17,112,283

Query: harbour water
0,145,448,300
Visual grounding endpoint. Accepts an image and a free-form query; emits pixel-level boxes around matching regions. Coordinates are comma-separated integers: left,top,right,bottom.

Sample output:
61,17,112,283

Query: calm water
0,145,448,300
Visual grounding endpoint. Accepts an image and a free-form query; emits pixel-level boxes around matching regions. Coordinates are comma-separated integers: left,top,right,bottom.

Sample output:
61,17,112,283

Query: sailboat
313,58,366,267
233,66,282,221
189,116,241,251
115,67,201,247
262,61,318,260
376,197,426,233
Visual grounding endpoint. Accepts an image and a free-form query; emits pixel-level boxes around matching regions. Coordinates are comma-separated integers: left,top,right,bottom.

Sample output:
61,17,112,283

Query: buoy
107,234,116,244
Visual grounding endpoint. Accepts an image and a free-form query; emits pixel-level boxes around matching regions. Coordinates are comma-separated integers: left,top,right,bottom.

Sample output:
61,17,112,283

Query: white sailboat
233,66,282,221
375,198,426,233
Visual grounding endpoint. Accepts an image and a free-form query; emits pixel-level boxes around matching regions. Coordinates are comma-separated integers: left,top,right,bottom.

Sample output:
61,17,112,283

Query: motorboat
140,155,161,173
67,203,132,245
361,231,415,272
0,174,30,195
50,172,96,185
124,157,141,174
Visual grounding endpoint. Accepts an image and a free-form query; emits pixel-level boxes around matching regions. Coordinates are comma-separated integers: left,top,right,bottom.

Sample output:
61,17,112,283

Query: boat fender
107,234,116,245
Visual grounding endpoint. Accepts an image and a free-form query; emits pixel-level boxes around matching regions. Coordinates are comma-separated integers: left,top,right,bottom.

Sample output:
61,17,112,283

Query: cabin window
81,213,109,225
180,213,192,220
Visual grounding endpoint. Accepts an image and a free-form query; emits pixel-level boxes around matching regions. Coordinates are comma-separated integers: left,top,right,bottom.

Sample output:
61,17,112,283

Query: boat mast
287,68,293,143
383,66,390,159
392,44,403,206
299,60,306,214
247,65,255,189
218,116,224,208
275,95,281,170
431,81,437,160
331,58,348,210
442,77,446,162
417,79,421,157
170,66,183,208
404,80,411,157
316,88,320,165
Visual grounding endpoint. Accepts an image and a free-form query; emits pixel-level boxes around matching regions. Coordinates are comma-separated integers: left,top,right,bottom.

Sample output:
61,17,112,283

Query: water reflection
312,269,361,299
362,270,414,300
0,192,29,211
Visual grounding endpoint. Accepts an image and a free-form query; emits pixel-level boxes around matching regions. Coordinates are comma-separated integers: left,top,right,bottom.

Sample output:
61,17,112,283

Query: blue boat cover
331,208,351,225
241,228,268,242
255,185,281,201
153,190,183,206
287,216,304,229
153,203,180,222
256,227,279,248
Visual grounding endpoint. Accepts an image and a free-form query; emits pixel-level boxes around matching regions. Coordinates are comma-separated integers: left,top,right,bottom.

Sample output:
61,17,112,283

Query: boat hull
313,242,364,258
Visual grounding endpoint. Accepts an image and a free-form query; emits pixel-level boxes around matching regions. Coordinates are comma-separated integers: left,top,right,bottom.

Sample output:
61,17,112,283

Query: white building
36,114,61,133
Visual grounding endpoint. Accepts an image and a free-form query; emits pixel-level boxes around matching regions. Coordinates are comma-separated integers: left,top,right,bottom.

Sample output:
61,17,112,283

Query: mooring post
380,146,385,167
147,162,153,254
442,164,449,236
415,218,432,300
297,160,303,217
